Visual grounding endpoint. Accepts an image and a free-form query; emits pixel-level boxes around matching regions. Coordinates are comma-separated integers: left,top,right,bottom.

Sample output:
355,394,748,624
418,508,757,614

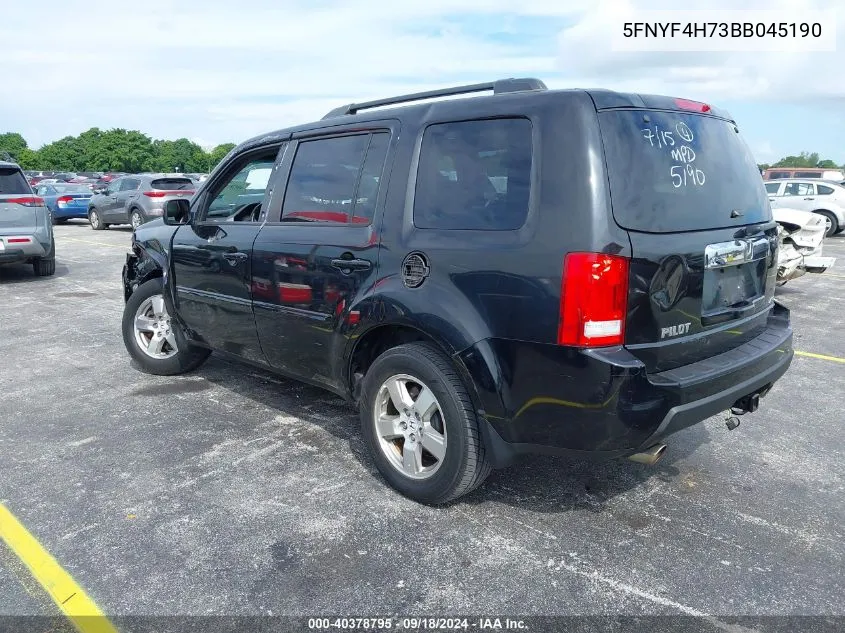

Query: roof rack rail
322,77,547,120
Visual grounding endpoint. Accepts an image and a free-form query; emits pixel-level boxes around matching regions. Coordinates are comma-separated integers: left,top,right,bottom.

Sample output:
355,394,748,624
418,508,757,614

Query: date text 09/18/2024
307,617,528,630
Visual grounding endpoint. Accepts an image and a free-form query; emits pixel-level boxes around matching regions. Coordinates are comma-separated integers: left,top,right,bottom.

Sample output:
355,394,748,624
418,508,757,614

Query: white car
765,179,845,237
773,207,836,285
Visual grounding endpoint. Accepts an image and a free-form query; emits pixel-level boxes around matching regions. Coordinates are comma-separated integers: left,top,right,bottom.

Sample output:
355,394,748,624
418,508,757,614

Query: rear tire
359,342,491,505
89,208,105,231
130,209,144,230
816,211,838,237
122,279,211,376
33,256,56,277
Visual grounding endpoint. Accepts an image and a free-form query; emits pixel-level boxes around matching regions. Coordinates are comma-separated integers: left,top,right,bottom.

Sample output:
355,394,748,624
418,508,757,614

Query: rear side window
784,182,813,196
151,178,194,190
795,171,821,178
599,110,768,232
817,185,835,195
0,167,31,195
414,118,532,230
282,132,388,224
769,171,791,179
120,178,140,192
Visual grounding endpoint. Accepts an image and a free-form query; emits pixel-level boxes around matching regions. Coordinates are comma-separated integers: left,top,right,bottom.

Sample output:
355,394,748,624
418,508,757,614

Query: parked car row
35,174,198,229
25,170,208,198
765,178,845,237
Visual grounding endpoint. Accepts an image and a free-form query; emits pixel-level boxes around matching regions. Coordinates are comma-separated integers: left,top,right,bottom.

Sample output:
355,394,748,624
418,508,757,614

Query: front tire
130,209,144,230
89,208,105,231
122,279,211,376
359,342,491,504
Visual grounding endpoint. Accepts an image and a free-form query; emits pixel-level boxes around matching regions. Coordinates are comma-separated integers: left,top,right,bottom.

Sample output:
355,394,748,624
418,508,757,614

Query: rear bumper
53,206,90,219
458,302,793,467
0,237,50,263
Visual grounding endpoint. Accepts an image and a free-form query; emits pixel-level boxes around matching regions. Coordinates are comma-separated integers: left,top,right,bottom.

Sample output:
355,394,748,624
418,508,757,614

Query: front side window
204,151,279,223
413,118,532,230
282,133,386,224
764,182,781,194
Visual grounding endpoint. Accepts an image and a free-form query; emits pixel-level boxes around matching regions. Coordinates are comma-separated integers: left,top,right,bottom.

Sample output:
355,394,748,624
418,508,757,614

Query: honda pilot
121,78,793,504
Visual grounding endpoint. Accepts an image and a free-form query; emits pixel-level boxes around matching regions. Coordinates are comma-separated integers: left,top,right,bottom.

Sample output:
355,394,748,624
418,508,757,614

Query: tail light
558,252,629,347
143,190,194,198
6,196,44,207
56,195,74,207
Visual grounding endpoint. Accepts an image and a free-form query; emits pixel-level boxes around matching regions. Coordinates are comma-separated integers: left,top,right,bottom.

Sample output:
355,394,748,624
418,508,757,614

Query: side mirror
163,198,191,225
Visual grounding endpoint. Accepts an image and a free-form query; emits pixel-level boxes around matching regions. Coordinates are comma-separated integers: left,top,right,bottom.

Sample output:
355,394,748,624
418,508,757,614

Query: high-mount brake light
675,98,711,112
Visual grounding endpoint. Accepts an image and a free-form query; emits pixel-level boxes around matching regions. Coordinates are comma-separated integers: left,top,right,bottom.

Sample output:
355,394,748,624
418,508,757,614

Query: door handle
223,252,248,265
804,197,815,201
331,257,371,272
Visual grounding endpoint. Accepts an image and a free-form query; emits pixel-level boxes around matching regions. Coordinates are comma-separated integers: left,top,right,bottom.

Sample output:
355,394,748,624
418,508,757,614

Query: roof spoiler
322,77,547,119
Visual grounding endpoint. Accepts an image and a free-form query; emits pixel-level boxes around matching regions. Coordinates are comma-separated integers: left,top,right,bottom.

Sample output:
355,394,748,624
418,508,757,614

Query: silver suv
765,178,845,237
0,161,55,276
87,174,195,230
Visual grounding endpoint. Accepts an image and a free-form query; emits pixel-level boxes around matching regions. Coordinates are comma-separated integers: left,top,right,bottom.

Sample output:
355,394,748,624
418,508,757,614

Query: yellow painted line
795,350,845,364
61,237,127,249
0,503,118,633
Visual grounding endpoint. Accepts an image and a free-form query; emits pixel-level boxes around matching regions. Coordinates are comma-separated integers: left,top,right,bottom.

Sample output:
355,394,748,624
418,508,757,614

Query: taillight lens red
56,195,74,205
558,252,629,347
143,190,194,198
7,196,44,207
675,98,711,112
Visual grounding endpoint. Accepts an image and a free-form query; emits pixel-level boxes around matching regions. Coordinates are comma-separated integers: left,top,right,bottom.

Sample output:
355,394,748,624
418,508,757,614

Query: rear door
252,126,393,390
110,177,141,222
597,106,778,373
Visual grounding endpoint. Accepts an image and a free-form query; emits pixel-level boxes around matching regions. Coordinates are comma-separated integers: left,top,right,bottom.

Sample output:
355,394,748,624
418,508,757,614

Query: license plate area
702,238,770,318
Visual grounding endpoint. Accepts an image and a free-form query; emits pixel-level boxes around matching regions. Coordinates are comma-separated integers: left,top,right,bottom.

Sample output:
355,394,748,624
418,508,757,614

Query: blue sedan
34,183,94,224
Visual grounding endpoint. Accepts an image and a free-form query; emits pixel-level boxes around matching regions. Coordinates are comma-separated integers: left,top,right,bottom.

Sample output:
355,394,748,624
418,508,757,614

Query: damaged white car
773,207,836,285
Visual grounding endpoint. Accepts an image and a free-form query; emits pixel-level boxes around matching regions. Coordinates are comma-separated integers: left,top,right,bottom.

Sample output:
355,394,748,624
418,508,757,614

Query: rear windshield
599,110,769,232
151,178,194,190
54,184,92,194
0,167,32,195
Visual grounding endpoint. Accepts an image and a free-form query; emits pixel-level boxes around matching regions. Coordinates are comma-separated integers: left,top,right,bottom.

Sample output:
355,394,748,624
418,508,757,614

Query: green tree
37,136,83,170
0,132,29,162
152,138,206,173
208,143,236,170
817,159,839,169
85,129,156,172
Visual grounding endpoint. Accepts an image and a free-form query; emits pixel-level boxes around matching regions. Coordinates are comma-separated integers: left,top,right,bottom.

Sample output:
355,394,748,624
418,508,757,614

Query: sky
1,0,842,165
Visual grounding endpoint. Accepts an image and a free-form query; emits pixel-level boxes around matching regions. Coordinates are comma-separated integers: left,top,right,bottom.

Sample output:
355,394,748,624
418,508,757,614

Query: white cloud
0,0,842,155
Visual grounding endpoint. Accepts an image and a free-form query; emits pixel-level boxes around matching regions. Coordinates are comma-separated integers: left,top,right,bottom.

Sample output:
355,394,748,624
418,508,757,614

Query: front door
170,144,285,363
252,128,393,390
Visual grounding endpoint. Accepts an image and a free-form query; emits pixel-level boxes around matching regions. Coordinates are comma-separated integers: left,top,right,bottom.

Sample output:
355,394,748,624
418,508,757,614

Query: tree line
0,130,236,174
2,130,841,176
757,152,841,172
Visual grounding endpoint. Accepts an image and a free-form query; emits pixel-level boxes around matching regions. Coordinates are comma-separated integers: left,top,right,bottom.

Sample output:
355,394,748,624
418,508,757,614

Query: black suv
121,78,793,504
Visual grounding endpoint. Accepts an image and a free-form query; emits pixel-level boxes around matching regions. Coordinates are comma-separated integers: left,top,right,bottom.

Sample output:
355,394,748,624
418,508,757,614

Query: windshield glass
53,184,93,194
599,110,769,232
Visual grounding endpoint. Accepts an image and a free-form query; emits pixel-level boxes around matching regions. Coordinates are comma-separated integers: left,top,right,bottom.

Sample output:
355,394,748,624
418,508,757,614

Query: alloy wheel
373,374,447,480
133,294,179,359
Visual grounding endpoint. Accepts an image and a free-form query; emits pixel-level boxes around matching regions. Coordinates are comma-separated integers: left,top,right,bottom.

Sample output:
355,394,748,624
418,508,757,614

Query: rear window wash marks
642,120,706,188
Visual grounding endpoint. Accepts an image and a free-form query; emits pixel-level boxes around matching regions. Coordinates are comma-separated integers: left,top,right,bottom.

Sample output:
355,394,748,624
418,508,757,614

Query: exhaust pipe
628,443,667,466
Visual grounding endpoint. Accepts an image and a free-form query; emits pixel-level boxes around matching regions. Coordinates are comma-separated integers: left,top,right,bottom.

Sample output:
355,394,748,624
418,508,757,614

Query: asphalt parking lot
1,223,844,628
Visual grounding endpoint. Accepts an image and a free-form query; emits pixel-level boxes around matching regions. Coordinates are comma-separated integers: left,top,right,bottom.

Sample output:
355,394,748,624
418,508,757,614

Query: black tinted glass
283,135,371,223
414,118,532,230
0,168,31,195
151,178,194,190
352,133,390,224
599,111,769,232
